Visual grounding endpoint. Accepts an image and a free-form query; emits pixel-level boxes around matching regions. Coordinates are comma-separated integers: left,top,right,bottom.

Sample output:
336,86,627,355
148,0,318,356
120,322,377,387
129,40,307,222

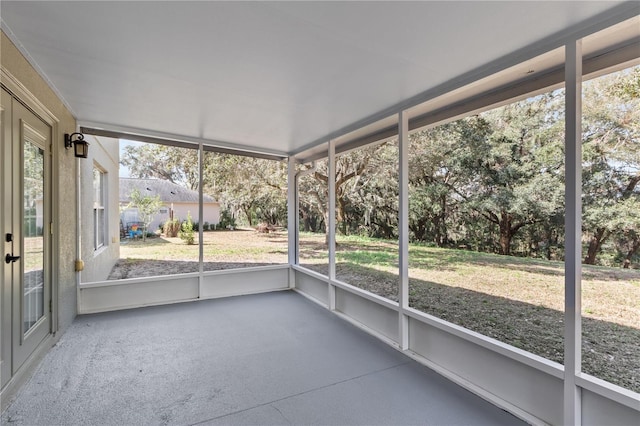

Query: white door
1,87,52,389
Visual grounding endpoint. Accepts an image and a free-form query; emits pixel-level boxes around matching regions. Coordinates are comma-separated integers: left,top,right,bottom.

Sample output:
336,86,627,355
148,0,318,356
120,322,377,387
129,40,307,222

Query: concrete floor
2,291,524,425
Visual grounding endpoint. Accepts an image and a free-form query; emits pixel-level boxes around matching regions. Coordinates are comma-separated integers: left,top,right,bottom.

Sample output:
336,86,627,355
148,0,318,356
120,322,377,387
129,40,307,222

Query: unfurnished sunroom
0,2,639,425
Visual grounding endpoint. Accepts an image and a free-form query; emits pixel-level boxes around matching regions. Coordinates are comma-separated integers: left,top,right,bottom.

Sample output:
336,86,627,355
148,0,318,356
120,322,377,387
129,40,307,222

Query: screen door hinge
49,299,52,313
50,222,54,235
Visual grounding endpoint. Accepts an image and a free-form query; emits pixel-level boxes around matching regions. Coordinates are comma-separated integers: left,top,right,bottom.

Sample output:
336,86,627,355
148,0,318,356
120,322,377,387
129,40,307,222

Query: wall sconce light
65,132,89,158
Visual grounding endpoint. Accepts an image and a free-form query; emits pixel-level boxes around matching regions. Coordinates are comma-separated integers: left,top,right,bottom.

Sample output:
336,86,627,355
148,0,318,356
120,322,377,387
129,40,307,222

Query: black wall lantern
65,132,89,158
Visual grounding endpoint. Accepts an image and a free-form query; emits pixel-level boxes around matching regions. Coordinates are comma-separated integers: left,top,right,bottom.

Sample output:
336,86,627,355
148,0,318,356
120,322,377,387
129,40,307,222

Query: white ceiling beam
79,121,288,161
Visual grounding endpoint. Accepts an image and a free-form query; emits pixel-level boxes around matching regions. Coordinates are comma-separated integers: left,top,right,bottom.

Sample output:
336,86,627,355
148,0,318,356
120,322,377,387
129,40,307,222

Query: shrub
163,219,180,238
203,222,210,231
179,212,195,245
219,208,236,230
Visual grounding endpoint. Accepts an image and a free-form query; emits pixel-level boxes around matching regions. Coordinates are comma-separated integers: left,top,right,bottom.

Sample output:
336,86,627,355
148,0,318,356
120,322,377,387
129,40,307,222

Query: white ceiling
1,1,635,155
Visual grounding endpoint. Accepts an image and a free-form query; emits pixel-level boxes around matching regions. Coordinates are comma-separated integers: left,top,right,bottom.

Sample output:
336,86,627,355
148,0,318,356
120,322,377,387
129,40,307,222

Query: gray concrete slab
2,291,524,425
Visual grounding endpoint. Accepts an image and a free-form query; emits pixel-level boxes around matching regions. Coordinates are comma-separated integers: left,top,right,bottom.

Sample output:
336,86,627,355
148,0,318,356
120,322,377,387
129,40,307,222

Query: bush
203,222,210,231
219,208,236,230
163,219,180,238
179,212,195,245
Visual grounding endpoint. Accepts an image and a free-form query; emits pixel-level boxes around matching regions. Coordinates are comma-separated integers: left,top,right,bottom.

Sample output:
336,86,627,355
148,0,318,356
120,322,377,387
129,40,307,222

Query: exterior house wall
80,136,120,283
1,30,77,332
169,202,220,231
122,201,220,234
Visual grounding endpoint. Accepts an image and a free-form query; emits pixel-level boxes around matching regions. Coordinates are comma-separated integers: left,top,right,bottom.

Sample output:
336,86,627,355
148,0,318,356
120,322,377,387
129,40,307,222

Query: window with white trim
93,167,106,250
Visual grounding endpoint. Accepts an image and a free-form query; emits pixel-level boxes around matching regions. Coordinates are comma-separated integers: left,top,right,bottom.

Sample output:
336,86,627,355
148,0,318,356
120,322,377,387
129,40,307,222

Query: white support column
328,140,337,310
564,38,583,426
198,142,204,298
287,156,297,288
398,111,410,350
75,153,82,313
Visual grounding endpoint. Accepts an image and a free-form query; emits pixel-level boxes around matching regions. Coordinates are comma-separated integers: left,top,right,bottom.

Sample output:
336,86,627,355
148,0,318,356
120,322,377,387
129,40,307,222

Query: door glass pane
23,139,44,333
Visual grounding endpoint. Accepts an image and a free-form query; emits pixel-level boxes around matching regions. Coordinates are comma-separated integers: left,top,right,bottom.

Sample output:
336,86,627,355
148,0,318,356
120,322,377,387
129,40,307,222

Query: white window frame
93,166,107,251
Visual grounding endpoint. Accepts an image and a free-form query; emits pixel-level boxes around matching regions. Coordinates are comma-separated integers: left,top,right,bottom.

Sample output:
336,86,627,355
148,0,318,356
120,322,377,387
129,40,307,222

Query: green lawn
113,230,639,392
301,233,640,392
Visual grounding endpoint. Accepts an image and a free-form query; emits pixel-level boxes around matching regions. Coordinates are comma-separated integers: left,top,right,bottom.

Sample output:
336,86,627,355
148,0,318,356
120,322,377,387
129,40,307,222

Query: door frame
11,98,53,368
0,67,61,393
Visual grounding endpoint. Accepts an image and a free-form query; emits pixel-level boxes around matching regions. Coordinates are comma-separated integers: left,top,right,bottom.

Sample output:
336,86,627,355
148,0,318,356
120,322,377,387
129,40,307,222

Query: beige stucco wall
1,30,78,331
159,202,220,231
80,136,120,283
121,202,220,234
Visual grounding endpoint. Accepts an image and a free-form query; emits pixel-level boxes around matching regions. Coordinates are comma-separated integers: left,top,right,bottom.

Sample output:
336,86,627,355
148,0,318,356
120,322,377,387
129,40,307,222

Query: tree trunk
337,196,348,236
242,205,254,227
439,193,448,247
498,214,512,256
623,240,640,269
300,209,310,232
372,220,393,240
499,231,511,255
544,228,553,260
432,215,442,246
410,217,428,242
584,228,609,265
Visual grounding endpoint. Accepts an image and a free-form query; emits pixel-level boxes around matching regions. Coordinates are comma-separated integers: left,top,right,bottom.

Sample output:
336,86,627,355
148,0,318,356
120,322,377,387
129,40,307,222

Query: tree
611,198,640,268
409,124,461,246
202,153,287,227
582,66,640,265
350,141,399,239
298,141,398,243
127,188,162,242
121,143,200,190
441,92,565,256
297,160,328,235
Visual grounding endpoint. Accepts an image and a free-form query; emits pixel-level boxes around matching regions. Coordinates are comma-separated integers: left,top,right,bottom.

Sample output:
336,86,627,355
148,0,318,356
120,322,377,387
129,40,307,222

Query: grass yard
109,229,288,279
110,230,640,393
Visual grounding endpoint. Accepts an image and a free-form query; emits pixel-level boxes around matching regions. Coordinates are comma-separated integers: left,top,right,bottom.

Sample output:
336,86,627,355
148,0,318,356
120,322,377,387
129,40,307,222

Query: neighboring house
120,178,220,233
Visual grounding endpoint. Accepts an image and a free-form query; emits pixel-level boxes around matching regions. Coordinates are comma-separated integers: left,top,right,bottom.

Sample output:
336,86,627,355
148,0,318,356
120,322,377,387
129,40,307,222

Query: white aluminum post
198,142,204,297
564,39,583,426
287,156,297,287
328,140,337,310
75,151,82,313
399,111,410,350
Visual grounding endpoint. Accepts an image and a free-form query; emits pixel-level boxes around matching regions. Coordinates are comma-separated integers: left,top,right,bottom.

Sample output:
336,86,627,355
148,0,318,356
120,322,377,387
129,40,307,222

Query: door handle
5,254,20,264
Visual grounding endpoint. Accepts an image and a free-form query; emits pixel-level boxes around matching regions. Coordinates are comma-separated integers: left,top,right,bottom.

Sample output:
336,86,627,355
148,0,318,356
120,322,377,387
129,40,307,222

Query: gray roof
120,178,216,203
